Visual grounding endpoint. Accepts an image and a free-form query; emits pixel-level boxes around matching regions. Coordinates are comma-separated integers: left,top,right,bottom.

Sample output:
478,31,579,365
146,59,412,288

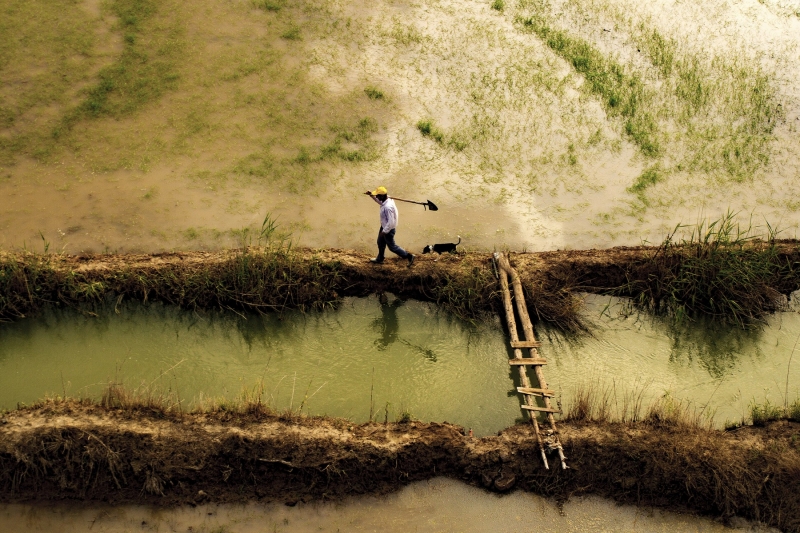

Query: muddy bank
1,403,798,531
3,241,800,327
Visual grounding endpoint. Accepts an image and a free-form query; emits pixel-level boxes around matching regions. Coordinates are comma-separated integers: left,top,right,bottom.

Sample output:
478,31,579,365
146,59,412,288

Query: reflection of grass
665,316,762,379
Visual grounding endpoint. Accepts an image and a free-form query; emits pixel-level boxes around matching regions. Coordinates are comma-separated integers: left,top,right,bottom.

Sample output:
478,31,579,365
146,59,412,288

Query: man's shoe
370,258,384,264
407,253,415,267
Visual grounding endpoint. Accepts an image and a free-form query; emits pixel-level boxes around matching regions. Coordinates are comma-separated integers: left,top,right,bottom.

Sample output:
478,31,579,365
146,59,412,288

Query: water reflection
373,293,403,350
0,298,518,435
1,295,798,430
666,318,766,379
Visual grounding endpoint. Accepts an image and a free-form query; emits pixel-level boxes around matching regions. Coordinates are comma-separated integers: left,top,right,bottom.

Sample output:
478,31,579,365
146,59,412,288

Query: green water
1,294,798,433
0,296,519,435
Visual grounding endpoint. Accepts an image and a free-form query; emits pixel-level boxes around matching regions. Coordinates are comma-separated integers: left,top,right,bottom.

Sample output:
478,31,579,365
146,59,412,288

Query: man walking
365,186,414,266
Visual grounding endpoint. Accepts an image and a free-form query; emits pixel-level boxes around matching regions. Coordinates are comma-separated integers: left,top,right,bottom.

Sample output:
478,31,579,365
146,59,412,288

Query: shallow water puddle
1,295,799,432
0,478,778,532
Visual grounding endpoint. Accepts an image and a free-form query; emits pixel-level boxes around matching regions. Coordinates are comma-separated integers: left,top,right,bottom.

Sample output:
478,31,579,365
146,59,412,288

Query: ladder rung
511,340,541,349
509,358,548,366
517,387,556,397
521,405,561,414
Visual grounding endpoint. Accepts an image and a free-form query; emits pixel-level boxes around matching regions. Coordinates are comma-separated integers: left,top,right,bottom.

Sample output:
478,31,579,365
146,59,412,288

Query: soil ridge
1,404,799,532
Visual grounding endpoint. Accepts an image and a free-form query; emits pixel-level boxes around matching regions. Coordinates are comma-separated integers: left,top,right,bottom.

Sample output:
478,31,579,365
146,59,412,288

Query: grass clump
294,117,379,164
618,212,798,326
253,0,283,11
364,86,384,100
565,382,711,429
750,398,784,427
281,25,301,40
0,218,344,322
627,165,661,203
417,119,445,144
491,0,505,11
417,119,469,152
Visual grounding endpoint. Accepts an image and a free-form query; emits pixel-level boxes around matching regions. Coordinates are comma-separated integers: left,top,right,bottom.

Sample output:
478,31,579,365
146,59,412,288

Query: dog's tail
456,235,461,245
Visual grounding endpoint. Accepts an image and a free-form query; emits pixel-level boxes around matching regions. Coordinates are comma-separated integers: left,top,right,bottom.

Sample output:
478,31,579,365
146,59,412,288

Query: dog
422,236,461,260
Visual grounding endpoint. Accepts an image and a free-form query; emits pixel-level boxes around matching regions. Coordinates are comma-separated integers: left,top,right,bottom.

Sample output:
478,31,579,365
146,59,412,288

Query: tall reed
617,213,800,326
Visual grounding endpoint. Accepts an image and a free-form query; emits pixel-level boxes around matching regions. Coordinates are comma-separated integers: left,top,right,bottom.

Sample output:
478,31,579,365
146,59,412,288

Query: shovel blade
426,200,439,211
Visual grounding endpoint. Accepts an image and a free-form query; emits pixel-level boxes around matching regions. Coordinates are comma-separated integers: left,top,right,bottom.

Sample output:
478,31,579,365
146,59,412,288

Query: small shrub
417,119,445,144
397,410,414,423
254,0,283,11
281,26,301,40
788,399,800,422
724,419,743,431
364,87,384,100
491,0,505,11
751,399,782,426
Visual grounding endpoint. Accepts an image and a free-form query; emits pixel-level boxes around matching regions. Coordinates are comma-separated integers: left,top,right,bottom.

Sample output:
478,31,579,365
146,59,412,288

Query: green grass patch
491,0,505,11
55,0,183,140
631,25,779,181
519,16,659,158
627,165,661,203
417,119,445,144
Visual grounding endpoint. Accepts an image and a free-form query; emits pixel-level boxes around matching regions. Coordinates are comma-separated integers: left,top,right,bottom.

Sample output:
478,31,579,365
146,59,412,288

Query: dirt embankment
1,404,799,531
4,241,800,329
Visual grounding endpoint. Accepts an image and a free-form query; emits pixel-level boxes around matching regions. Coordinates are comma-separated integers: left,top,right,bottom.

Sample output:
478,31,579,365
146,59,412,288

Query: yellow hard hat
371,186,388,195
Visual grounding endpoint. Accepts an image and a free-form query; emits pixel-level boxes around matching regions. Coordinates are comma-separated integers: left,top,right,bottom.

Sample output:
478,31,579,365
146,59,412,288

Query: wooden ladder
494,252,568,470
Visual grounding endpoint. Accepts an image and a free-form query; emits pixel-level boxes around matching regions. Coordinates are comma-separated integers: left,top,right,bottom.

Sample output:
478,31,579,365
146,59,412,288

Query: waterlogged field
1,296,798,432
1,0,799,253
0,478,780,533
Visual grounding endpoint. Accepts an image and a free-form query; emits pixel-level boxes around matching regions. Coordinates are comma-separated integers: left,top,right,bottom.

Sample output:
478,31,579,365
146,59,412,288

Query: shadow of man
373,293,404,351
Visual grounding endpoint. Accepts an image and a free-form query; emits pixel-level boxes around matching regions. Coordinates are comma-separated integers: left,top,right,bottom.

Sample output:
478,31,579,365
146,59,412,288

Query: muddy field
1,402,799,531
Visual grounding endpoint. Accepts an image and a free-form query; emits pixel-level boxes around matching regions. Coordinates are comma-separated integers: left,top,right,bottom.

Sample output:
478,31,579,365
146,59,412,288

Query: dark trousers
376,227,409,261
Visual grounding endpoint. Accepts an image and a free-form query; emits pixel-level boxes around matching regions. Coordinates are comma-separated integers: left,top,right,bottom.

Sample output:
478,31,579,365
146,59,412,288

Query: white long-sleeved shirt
371,196,398,232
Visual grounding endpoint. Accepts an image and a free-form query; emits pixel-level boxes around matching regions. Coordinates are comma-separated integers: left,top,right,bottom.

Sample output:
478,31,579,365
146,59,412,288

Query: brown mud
1,403,799,532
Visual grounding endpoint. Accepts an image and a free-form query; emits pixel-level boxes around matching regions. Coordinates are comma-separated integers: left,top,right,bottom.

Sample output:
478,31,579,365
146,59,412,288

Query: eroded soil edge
1,405,799,531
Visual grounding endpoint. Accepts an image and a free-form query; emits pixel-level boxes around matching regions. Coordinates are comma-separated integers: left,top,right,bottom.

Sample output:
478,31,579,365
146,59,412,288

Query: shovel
389,196,439,211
